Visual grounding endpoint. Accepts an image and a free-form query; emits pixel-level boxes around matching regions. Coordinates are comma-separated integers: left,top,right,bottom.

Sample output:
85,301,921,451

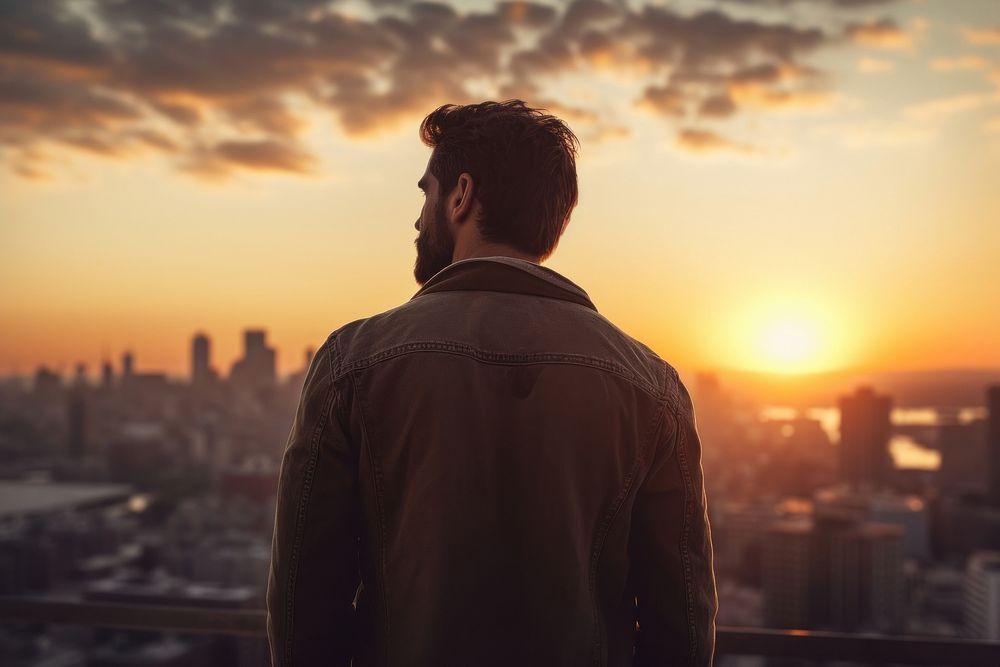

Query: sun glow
760,318,820,369
724,298,852,375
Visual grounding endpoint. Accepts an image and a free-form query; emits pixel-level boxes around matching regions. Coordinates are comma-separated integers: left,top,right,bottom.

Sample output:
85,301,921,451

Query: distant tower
122,350,134,379
67,383,87,459
988,386,1000,506
33,366,61,395
191,332,212,385
229,328,277,389
839,386,893,490
101,358,114,389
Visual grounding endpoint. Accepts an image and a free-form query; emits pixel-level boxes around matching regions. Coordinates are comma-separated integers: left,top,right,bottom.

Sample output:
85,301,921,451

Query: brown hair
419,100,579,260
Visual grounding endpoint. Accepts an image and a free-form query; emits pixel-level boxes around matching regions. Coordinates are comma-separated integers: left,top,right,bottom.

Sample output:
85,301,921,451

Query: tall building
938,413,987,494
839,386,893,490
100,358,115,389
67,386,87,459
763,520,814,628
33,366,61,395
828,521,905,632
191,332,215,385
763,512,905,632
229,329,277,390
121,350,134,379
964,551,1000,640
988,386,1000,506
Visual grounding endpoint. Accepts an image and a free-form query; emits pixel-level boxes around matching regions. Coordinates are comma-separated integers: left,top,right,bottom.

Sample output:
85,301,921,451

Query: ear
448,172,476,225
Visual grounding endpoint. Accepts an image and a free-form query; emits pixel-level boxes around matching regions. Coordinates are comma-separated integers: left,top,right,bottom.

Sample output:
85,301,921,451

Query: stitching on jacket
672,403,699,664
333,340,661,399
353,369,390,666
282,339,338,665
587,372,670,667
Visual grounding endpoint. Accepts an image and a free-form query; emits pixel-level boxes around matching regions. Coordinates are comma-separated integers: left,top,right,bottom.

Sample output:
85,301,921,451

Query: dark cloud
0,0,866,176
183,139,317,179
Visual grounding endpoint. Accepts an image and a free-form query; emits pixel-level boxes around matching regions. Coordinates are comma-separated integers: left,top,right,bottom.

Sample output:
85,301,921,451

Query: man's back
267,256,717,666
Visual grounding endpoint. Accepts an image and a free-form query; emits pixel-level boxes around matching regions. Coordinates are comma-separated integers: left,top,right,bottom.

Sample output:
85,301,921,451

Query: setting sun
760,318,821,372
719,297,854,375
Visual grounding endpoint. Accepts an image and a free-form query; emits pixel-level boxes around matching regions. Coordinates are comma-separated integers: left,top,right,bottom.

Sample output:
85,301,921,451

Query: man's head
412,99,580,285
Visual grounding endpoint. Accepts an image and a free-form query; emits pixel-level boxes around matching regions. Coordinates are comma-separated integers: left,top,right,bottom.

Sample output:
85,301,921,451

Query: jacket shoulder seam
330,340,662,399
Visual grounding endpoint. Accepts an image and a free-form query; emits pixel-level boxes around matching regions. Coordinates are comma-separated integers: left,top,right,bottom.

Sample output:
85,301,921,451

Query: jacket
266,255,718,666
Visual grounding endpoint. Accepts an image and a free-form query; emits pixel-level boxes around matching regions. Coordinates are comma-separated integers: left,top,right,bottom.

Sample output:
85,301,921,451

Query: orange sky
1,0,999,380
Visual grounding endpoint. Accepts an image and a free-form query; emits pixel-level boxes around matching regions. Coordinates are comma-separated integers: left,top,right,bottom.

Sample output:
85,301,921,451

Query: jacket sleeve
267,336,361,666
630,374,718,666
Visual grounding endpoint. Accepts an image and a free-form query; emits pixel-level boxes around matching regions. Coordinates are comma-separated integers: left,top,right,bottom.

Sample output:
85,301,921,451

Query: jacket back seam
333,342,661,399
588,362,670,666
352,367,391,667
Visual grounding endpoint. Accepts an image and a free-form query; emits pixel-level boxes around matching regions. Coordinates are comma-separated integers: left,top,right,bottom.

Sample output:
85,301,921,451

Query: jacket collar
410,256,598,312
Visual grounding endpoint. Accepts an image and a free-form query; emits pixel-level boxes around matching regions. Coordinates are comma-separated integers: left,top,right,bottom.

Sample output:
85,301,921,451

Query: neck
452,240,541,264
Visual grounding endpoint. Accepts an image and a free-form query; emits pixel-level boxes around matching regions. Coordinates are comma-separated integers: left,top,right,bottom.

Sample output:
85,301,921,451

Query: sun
759,317,821,372
723,297,851,375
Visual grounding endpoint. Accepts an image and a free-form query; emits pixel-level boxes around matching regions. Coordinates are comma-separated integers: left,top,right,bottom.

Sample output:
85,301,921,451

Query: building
964,551,1000,640
33,365,61,395
229,329,277,390
988,386,1000,506
839,386,893,490
67,385,87,459
763,519,814,628
121,350,134,379
101,358,115,389
938,414,986,494
191,331,216,385
763,511,905,632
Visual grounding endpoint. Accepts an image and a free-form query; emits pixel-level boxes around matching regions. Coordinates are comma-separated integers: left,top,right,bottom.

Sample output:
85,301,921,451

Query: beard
413,197,455,286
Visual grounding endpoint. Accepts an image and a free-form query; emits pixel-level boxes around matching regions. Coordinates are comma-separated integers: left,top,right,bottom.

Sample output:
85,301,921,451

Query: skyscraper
229,328,277,389
101,358,114,389
839,386,893,490
121,350,134,379
191,332,213,385
964,551,1000,640
763,513,905,632
988,386,1000,506
67,383,87,459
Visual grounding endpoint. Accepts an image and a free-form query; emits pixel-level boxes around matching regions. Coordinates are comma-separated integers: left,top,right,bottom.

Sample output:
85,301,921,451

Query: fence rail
2,596,999,665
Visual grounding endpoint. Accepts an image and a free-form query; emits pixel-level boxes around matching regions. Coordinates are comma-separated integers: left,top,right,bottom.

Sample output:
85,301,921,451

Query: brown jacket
266,256,717,666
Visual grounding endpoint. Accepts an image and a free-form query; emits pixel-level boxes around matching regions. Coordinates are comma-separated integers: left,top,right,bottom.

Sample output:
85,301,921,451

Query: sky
1,0,999,380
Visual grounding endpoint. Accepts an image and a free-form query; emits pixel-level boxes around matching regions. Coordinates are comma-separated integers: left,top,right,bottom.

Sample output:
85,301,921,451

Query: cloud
930,56,992,72
962,27,1000,46
846,17,925,50
676,128,755,153
182,139,317,180
0,0,885,178
857,57,895,73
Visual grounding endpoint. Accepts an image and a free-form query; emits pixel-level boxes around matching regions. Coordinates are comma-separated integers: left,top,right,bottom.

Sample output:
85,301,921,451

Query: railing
2,596,1000,665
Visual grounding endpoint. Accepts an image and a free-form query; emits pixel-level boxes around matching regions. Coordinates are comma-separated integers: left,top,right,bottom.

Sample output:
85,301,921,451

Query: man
267,100,717,666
